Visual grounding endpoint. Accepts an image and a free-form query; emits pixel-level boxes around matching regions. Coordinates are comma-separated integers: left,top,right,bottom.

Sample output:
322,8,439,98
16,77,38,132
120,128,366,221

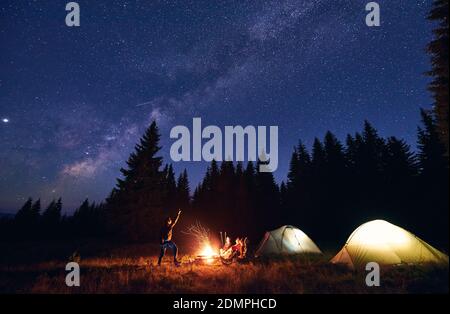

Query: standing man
158,209,182,266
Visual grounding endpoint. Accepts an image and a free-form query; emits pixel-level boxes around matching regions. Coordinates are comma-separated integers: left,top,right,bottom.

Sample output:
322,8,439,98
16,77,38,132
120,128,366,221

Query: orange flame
198,243,218,263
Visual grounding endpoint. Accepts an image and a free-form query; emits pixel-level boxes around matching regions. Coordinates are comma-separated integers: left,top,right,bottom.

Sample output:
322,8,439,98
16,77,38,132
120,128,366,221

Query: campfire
196,242,219,264
183,222,219,263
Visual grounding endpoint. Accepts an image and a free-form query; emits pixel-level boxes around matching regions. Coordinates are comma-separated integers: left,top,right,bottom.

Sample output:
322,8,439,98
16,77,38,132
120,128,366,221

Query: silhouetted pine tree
310,138,326,226
322,131,347,242
176,169,191,211
279,181,288,223
285,141,311,225
383,137,418,180
191,184,202,216
217,160,235,230
14,198,34,239
243,161,258,240
254,158,280,233
284,141,313,233
71,199,91,237
418,109,448,179
381,137,419,227
356,122,386,217
427,0,449,154
287,146,300,192
417,109,449,248
232,161,253,238
41,198,62,239
31,199,41,223
296,141,313,217
14,198,33,222
106,121,165,242
324,131,346,176
201,160,221,226
163,164,177,215
15,199,41,238
344,133,366,224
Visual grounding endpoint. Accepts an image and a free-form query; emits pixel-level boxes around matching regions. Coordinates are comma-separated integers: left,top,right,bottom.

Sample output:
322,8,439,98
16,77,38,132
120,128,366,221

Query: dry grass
0,253,447,294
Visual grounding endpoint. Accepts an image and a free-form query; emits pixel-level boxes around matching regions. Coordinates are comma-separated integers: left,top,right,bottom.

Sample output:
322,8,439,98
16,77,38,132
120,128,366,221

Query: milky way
0,0,434,211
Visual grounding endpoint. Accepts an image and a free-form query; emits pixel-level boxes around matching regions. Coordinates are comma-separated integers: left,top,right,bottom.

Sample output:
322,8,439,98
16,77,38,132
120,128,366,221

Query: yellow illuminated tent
255,225,322,256
331,220,449,269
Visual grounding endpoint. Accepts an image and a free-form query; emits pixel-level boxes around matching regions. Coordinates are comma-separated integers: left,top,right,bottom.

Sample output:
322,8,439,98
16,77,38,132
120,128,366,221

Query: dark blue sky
0,0,434,212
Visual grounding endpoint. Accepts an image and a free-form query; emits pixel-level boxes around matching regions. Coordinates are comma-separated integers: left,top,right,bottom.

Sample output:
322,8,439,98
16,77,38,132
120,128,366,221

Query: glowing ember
197,243,218,263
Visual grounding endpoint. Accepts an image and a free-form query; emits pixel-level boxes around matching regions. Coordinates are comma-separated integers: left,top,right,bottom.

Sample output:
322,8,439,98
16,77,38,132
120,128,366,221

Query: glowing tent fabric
255,225,322,256
331,220,449,269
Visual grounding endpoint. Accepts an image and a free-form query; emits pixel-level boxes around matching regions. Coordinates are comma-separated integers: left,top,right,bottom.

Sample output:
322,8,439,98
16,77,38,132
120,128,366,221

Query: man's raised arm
172,209,182,227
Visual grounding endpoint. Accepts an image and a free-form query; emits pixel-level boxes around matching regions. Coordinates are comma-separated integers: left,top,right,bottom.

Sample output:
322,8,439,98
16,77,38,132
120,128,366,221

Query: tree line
190,110,448,248
0,109,447,250
0,197,106,241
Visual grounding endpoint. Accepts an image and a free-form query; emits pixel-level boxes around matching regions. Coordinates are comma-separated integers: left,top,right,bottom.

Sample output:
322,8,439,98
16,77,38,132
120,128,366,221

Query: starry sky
0,0,435,213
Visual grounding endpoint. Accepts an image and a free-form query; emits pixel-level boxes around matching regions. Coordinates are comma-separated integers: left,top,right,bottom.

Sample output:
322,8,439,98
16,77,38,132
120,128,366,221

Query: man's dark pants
158,240,178,264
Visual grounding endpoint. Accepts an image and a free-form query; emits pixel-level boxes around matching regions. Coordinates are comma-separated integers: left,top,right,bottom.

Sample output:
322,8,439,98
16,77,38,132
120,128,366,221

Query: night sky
0,0,434,212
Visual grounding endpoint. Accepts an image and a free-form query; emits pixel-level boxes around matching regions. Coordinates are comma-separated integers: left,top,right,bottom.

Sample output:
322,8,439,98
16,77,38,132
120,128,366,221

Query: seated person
220,236,248,260
220,237,233,259
231,238,242,252
232,237,248,259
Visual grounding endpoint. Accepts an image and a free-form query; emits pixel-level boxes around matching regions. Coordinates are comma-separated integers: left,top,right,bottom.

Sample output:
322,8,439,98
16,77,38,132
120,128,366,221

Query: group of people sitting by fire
158,208,247,266
220,236,248,260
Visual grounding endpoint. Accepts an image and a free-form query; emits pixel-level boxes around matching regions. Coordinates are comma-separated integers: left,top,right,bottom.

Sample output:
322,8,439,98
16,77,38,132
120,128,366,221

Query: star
2,118,9,123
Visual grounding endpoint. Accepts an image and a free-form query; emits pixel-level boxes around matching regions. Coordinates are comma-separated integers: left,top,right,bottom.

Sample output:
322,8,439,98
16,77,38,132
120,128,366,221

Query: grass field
0,242,448,294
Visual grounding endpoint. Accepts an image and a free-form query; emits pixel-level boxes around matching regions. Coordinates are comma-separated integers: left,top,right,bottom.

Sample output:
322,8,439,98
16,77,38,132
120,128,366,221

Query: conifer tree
418,109,448,178
176,169,191,210
14,198,33,224
163,164,177,214
417,109,449,248
30,199,41,222
41,198,62,238
255,157,280,232
427,0,449,154
106,121,165,241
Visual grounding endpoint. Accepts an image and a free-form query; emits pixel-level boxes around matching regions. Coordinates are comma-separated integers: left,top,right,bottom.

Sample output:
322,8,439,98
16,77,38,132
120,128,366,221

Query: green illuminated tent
331,220,449,269
255,225,322,257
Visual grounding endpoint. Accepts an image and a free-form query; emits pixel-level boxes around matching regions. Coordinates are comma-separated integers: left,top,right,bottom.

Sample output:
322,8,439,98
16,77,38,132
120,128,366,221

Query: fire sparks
183,222,218,263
